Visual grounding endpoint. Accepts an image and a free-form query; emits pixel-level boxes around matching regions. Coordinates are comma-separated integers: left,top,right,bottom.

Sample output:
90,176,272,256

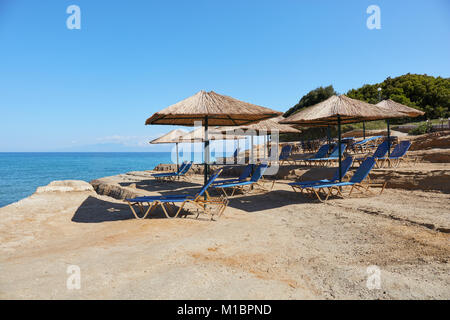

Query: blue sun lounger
152,161,193,181
378,141,412,168
279,145,294,165
299,157,386,201
299,144,331,165
289,156,353,192
152,161,187,178
355,140,389,167
126,169,228,220
214,163,269,198
232,148,240,158
212,164,253,186
351,136,383,153
305,143,347,166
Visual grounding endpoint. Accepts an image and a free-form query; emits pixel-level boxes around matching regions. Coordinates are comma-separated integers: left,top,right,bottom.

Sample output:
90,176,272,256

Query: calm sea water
0,152,174,208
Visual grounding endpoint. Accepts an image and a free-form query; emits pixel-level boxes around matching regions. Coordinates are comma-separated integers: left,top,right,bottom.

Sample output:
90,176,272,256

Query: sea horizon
0,150,238,208
0,151,174,153
0,152,175,208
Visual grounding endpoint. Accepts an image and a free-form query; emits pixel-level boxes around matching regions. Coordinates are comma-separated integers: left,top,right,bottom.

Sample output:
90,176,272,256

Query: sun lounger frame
290,156,353,193
292,157,387,202
377,141,413,168
214,164,271,198
153,161,193,181
279,145,295,165
126,169,228,220
303,144,347,167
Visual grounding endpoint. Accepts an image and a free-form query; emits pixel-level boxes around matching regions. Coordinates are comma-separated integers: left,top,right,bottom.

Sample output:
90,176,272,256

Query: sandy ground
0,172,449,300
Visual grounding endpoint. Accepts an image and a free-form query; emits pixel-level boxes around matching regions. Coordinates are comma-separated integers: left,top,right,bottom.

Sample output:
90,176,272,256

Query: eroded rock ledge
35,180,94,194
91,163,450,202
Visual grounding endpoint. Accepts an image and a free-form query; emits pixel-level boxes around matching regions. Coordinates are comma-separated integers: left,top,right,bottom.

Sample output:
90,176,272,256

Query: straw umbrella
216,116,300,133
376,99,425,156
376,99,424,117
214,116,300,161
280,95,404,181
145,90,282,185
149,129,187,171
177,127,244,163
178,126,243,142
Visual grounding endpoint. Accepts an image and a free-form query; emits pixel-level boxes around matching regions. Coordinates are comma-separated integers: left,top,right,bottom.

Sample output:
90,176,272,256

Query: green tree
284,85,337,117
346,73,450,120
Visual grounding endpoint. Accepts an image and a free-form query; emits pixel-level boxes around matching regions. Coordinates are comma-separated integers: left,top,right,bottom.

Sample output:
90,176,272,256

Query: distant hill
284,74,450,120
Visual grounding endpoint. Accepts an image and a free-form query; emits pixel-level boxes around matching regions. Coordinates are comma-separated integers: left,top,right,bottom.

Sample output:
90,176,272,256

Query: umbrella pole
237,138,240,163
204,117,209,186
387,119,391,158
338,116,342,182
264,135,267,160
233,138,239,164
327,125,331,145
363,122,366,139
251,135,255,171
223,140,226,164
251,135,254,163
176,142,180,180
176,143,179,172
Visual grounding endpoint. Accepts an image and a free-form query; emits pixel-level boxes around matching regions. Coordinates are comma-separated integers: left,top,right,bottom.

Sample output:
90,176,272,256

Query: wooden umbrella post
204,116,209,186
233,137,239,164
363,122,366,139
338,115,342,182
237,138,239,163
264,135,267,160
223,139,227,164
387,119,391,157
251,135,254,164
176,142,179,172
327,125,331,145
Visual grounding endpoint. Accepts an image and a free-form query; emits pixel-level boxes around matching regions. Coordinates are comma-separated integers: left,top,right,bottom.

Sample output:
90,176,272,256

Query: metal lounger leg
160,201,185,219
126,201,157,220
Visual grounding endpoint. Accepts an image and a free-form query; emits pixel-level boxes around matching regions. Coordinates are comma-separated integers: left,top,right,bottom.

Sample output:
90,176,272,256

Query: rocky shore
0,132,449,299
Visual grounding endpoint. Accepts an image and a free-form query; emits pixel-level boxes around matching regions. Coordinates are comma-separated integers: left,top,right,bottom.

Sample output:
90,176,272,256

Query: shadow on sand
226,189,311,213
72,189,311,223
119,179,200,196
71,196,183,223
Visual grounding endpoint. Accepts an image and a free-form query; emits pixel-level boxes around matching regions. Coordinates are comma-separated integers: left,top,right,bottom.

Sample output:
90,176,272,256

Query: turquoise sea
0,152,175,208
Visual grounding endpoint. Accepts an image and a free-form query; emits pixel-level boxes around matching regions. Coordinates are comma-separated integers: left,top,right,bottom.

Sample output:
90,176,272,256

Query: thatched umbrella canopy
376,99,425,117
279,95,404,127
375,100,424,159
149,129,187,170
178,127,244,164
214,116,300,134
145,90,282,126
146,90,282,184
280,95,406,179
179,127,243,142
149,129,187,144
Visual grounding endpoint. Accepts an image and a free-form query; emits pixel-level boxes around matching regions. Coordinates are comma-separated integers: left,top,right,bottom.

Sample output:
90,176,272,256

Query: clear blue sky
1,0,449,151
